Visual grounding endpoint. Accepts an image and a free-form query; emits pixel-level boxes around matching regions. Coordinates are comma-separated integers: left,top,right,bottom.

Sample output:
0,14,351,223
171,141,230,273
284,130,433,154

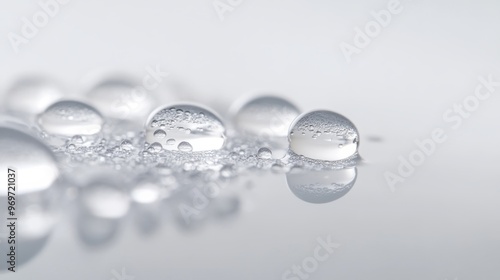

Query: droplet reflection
286,167,357,204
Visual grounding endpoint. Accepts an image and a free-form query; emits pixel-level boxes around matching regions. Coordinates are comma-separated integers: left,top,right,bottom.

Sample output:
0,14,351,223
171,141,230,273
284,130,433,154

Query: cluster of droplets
0,79,362,191
0,80,363,269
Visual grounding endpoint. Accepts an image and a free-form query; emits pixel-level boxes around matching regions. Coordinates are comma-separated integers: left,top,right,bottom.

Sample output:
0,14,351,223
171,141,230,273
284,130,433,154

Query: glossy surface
145,104,226,152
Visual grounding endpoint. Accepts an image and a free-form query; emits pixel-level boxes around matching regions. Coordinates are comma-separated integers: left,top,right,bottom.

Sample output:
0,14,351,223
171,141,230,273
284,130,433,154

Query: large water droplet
145,103,226,151
37,100,104,137
286,167,357,204
231,95,300,138
289,110,359,161
85,76,158,124
0,126,59,195
3,77,65,119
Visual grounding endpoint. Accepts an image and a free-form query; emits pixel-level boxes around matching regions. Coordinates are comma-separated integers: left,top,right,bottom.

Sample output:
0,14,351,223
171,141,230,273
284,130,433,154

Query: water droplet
120,140,134,150
177,141,193,152
3,77,64,118
257,147,272,159
153,129,166,139
145,103,226,151
147,142,163,153
0,126,59,195
37,100,104,137
231,95,300,138
71,135,84,144
85,77,158,123
286,167,357,204
289,110,359,161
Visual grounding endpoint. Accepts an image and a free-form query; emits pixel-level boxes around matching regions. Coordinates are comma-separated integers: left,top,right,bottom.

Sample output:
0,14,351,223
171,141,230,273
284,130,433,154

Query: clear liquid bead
85,76,158,124
257,147,272,159
231,95,300,138
37,100,104,137
145,103,226,152
0,126,59,195
289,110,359,161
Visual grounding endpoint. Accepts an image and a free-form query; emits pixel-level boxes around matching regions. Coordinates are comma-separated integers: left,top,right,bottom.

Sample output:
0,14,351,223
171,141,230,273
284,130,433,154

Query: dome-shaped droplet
147,142,163,153
120,140,134,151
145,103,226,152
3,77,65,119
257,147,272,159
85,76,158,124
231,95,300,138
153,129,166,139
177,141,193,152
37,100,104,137
286,167,357,204
0,126,59,195
289,110,359,161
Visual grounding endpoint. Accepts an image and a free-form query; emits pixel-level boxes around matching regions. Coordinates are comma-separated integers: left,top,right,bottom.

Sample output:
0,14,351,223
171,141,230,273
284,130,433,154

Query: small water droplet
71,135,84,144
289,110,359,161
147,142,163,153
166,138,175,145
257,147,273,159
120,140,134,151
177,141,193,152
153,129,166,139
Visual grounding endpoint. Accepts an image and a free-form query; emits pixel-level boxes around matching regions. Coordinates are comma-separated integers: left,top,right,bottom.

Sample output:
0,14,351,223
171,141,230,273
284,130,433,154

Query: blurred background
1,0,500,279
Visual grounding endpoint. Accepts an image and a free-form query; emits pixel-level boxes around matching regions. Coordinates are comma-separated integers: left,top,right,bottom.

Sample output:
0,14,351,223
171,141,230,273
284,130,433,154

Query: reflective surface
1,0,500,279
